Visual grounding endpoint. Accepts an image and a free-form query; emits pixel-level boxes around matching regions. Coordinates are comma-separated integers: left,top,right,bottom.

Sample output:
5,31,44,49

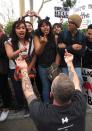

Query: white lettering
62,117,68,124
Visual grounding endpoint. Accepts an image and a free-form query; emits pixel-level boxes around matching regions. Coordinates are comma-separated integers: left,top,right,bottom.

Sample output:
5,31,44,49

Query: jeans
38,65,51,103
61,67,83,89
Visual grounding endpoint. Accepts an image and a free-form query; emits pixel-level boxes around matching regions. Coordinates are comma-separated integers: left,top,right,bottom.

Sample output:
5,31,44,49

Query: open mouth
19,33,25,37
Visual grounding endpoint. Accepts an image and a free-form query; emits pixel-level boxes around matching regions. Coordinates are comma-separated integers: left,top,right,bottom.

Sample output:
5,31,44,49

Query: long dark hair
35,19,55,42
10,19,30,51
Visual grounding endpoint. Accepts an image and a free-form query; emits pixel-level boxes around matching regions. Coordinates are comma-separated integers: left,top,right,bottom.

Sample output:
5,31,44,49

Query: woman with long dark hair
5,19,36,113
33,18,57,103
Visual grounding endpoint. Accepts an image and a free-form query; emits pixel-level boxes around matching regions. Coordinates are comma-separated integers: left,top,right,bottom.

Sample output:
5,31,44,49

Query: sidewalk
8,109,29,120
0,118,37,131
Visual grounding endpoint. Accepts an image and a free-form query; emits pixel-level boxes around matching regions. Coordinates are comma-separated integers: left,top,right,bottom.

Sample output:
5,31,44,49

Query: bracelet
21,68,28,71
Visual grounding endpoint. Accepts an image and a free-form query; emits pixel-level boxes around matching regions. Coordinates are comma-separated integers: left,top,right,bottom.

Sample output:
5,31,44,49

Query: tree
33,0,52,22
62,21,68,30
62,0,77,8
4,20,14,36
37,0,52,15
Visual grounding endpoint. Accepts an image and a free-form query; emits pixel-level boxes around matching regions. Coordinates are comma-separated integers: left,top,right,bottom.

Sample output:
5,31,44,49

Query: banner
82,68,92,108
73,4,92,29
54,6,69,18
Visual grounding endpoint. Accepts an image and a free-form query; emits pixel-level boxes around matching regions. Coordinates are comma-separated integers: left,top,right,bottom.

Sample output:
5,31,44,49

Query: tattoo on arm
68,66,74,81
68,64,81,90
26,95,36,105
21,70,37,104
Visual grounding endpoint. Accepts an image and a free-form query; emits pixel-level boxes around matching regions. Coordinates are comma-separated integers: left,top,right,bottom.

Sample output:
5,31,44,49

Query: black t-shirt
0,34,9,74
34,30,57,67
29,90,86,131
37,40,57,67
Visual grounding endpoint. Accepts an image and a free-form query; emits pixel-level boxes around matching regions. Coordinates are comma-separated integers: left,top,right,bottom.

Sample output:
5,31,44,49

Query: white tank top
8,39,34,69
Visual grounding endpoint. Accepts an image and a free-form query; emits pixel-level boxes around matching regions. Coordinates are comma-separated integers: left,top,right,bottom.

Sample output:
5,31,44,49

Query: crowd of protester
0,10,91,129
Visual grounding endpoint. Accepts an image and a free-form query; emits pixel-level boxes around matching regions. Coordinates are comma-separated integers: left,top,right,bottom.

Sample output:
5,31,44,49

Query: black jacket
82,38,92,68
57,30,86,67
0,34,9,74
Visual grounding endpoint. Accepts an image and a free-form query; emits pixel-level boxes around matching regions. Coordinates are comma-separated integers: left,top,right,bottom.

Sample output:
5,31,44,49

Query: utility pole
19,0,25,17
29,0,33,23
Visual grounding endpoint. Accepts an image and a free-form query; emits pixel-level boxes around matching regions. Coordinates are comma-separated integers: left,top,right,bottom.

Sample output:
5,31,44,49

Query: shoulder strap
78,31,83,42
28,38,32,56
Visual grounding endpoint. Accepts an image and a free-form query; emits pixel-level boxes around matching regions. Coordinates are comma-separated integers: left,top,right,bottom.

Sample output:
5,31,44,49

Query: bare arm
15,58,37,104
5,41,27,59
21,68,37,104
28,10,41,20
22,10,41,20
5,42,21,59
64,50,81,91
67,62,81,91
33,35,47,55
